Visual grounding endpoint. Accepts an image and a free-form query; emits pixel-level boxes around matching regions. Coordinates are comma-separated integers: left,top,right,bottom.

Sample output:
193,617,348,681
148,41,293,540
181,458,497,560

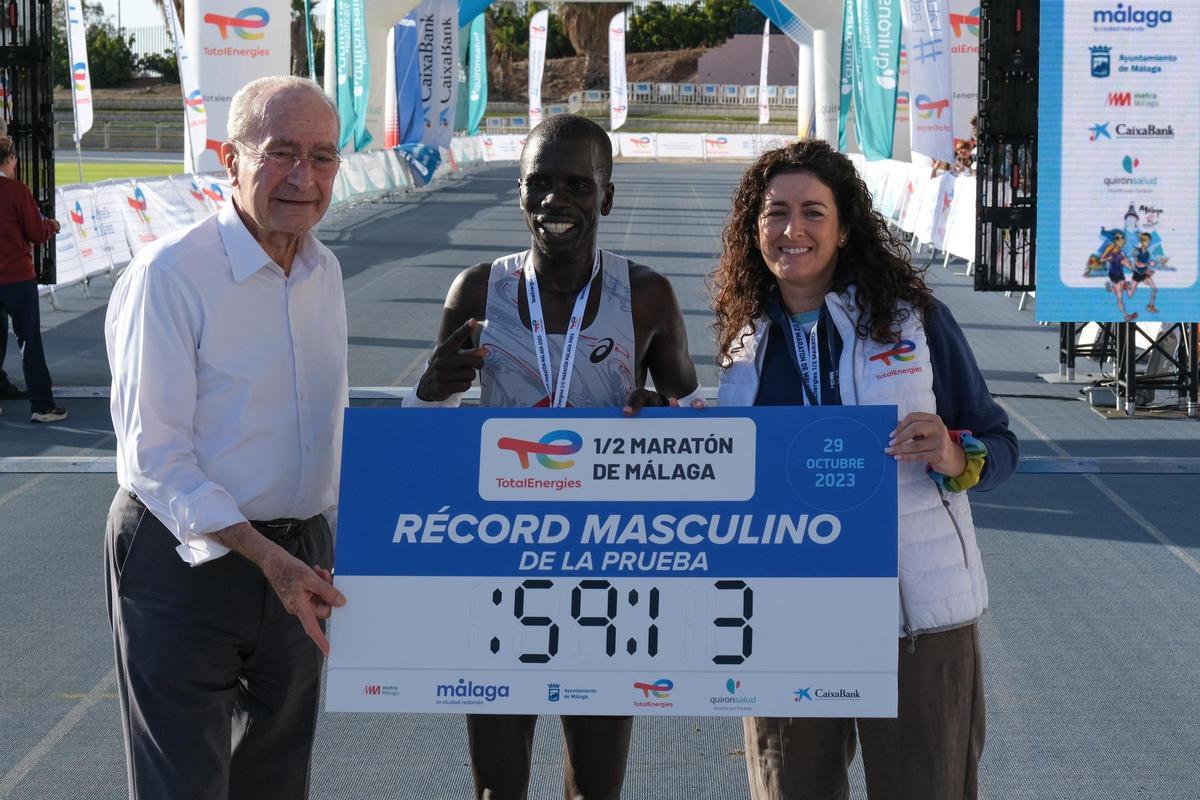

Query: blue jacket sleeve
925,299,1018,491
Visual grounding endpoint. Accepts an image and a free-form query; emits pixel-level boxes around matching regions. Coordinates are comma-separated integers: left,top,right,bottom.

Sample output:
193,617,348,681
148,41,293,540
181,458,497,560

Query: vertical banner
1036,0,1200,323
64,0,93,141
849,0,900,160
797,40,814,137
900,0,953,163
949,0,980,143
467,13,488,135
892,39,911,160
837,0,855,151
758,20,771,124
528,9,549,129
334,0,372,150
188,0,290,172
434,0,459,149
609,11,628,131
163,0,207,173
384,26,399,148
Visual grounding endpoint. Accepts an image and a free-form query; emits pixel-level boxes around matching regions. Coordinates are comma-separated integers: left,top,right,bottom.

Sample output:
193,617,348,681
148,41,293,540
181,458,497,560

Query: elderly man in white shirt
104,75,349,800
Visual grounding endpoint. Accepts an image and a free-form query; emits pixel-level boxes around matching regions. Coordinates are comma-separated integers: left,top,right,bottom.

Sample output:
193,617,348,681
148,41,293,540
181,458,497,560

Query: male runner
1129,231,1160,314
405,113,702,799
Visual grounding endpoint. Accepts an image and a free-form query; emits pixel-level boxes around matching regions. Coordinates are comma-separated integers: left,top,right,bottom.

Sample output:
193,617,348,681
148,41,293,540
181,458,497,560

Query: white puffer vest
717,288,988,638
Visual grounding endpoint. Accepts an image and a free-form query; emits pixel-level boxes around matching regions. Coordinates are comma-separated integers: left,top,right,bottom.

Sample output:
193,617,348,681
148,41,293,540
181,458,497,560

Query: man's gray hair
227,76,340,144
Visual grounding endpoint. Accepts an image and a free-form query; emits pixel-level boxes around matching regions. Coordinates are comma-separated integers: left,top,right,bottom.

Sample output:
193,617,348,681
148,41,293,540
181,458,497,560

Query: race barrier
46,139,978,307
850,154,978,273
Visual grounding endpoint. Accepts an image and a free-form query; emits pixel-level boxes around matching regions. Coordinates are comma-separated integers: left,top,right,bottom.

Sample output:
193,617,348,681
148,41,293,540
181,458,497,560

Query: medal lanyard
787,317,822,406
524,250,601,407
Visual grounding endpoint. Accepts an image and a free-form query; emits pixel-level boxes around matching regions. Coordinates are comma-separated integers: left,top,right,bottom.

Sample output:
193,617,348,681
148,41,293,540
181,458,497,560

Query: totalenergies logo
530,24,546,34
634,679,673,698
69,200,87,237
497,429,582,470
869,339,916,366
610,25,624,37
127,186,151,224
72,62,88,91
188,181,204,203
203,7,270,40
203,182,225,203
896,91,910,110
185,90,206,116
629,135,652,151
950,7,980,38
915,95,950,119
705,136,729,151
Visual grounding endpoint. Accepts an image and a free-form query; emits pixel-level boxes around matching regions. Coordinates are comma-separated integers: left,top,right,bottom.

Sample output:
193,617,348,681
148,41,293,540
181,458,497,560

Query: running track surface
2,162,1199,799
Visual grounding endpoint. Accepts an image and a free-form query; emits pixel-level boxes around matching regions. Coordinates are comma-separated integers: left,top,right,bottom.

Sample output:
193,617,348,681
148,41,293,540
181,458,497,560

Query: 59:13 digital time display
469,578,755,666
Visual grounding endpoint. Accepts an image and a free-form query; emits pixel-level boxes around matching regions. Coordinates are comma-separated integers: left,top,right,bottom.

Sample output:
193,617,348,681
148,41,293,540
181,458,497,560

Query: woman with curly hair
712,139,1017,800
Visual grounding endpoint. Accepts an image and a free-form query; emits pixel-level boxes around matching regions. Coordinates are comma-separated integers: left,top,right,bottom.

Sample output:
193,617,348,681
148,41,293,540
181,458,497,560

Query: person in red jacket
0,137,66,422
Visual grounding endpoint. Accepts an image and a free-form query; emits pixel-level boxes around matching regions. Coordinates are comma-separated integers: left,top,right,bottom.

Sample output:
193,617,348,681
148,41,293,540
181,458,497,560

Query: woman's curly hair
710,139,933,369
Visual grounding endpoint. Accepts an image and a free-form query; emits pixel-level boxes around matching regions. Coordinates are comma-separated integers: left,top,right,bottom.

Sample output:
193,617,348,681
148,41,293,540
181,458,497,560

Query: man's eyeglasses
234,140,342,177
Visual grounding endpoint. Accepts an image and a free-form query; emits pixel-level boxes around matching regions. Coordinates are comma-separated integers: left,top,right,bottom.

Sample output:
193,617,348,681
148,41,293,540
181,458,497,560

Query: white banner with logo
110,181,162,255
703,134,759,159
59,185,115,278
900,0,954,163
528,9,549,128
186,0,291,172
169,174,217,224
617,133,657,158
758,20,771,125
139,179,196,234
949,0,979,142
482,134,525,161
163,0,207,171
609,12,628,131
89,183,136,267
52,189,86,288
64,0,93,140
655,133,704,159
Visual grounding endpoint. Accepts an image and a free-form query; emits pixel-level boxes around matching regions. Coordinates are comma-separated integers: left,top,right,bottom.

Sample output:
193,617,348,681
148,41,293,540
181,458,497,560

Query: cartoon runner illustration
1129,231,1159,314
1099,230,1137,321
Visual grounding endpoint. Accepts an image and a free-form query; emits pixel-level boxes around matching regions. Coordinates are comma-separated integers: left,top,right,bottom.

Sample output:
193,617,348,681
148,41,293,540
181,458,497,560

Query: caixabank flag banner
186,0,290,172
1037,1,1199,323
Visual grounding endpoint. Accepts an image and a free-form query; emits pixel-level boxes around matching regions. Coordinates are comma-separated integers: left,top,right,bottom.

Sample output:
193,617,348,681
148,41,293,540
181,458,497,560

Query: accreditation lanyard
524,250,601,407
787,317,822,407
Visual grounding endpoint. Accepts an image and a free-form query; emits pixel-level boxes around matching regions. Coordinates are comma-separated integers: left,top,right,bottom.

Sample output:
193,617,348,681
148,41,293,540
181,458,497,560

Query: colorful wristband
928,430,987,493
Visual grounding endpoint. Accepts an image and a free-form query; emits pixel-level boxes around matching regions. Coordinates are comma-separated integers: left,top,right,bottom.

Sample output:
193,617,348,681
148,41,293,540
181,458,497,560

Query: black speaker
975,0,1038,293
1,0,57,285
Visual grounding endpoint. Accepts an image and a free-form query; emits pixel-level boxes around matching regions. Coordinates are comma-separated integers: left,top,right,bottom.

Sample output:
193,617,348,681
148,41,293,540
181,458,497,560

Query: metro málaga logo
204,7,270,40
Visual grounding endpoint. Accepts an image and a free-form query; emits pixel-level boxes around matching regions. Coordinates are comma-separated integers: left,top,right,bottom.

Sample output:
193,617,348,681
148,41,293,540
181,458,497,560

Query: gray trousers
743,624,985,800
105,490,332,800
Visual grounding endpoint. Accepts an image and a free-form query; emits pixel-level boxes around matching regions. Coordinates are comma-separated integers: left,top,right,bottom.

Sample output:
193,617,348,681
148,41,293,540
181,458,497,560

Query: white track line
999,399,1200,578
0,669,118,797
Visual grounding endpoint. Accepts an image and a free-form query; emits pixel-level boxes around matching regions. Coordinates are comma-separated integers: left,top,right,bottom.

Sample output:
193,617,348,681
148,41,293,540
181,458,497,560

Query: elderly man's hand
212,521,346,656
259,549,346,656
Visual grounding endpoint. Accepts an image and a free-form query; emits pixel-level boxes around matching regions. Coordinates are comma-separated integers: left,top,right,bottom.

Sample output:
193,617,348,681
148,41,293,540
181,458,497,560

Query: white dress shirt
106,202,349,566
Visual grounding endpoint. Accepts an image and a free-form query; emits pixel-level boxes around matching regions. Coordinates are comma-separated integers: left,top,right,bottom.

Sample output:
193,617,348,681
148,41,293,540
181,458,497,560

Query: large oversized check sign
327,406,899,717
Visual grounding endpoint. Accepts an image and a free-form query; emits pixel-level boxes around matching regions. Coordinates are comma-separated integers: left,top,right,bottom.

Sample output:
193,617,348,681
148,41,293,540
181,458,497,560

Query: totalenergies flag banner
528,9,549,128
899,0,952,163
609,12,628,131
758,20,771,125
843,0,901,160
1037,0,1200,323
187,0,290,171
64,0,93,141
163,0,207,172
948,0,979,142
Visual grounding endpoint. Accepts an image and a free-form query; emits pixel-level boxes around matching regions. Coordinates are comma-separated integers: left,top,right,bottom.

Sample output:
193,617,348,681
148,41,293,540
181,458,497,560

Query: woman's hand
885,412,967,477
